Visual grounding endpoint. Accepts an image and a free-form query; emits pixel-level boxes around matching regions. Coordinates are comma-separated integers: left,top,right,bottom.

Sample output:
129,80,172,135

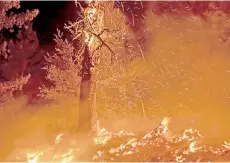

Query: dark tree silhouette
0,0,40,104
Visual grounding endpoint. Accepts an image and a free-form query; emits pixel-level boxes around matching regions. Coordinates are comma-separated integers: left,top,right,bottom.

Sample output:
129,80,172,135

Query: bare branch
86,30,117,63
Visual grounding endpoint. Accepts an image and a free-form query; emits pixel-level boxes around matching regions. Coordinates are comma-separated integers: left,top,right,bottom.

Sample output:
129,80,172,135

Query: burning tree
41,0,149,134
0,0,39,104
75,1,135,133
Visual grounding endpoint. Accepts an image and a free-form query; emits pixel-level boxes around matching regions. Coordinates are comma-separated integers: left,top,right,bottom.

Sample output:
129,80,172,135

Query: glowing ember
94,127,112,145
3,1,230,163
188,141,197,153
7,117,229,162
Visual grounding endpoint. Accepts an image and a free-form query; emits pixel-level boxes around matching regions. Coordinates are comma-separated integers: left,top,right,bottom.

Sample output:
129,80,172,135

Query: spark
120,2,125,12
11,2,230,162
150,9,155,18
55,133,64,144
132,13,135,26
136,41,145,61
163,14,168,20
170,50,175,55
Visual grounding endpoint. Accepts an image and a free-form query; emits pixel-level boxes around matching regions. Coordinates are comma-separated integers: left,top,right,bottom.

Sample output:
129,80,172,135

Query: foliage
0,1,38,30
41,1,150,120
40,30,82,100
0,75,30,104
0,0,40,104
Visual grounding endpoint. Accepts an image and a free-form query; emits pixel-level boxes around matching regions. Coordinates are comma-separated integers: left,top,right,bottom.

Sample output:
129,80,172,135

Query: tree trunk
78,45,92,133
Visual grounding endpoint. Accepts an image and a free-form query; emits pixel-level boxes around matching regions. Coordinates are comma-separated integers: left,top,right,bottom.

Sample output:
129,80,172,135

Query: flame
161,116,171,135
84,5,97,47
84,31,94,47
94,127,112,145
84,2,104,49
188,141,197,153
87,0,94,4
6,2,230,162
26,151,43,163
13,117,230,162
86,7,97,24
223,141,230,149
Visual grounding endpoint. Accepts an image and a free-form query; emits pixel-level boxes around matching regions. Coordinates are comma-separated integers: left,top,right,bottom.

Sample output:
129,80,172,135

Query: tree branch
86,29,117,63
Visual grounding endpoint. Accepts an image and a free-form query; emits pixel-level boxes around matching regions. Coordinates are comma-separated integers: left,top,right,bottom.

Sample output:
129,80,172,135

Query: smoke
125,11,230,140
2,7,230,160
98,10,230,143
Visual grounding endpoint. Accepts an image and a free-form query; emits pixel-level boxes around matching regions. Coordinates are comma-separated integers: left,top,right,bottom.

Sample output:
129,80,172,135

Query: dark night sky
16,1,230,45
20,1,77,43
18,1,148,44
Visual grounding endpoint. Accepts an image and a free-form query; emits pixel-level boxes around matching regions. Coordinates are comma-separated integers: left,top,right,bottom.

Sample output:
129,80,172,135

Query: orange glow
2,1,230,162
